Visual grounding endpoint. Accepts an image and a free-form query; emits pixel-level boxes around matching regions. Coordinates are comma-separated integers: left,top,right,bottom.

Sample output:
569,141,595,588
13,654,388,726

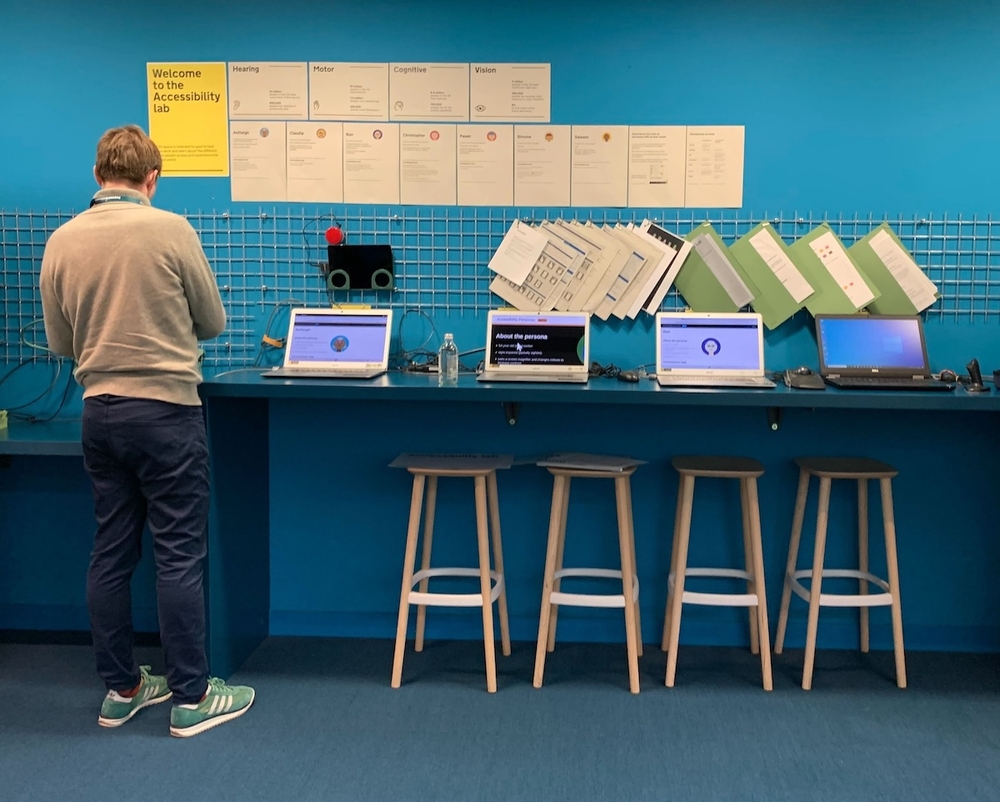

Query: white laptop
262,308,392,379
655,311,775,388
477,310,590,383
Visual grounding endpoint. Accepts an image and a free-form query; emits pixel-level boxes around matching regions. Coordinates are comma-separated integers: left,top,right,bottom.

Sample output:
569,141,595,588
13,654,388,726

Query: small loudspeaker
326,244,395,291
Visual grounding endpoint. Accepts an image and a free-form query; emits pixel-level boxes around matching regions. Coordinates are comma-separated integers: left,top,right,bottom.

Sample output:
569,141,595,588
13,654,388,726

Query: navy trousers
82,395,210,705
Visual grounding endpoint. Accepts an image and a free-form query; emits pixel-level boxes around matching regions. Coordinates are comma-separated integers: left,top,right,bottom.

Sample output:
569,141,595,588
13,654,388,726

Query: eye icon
475,104,486,112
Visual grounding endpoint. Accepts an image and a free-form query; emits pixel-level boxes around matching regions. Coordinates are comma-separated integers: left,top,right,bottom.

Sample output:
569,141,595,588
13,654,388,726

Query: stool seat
794,457,898,479
672,456,765,478
391,453,512,693
663,456,772,690
545,465,638,480
391,453,514,476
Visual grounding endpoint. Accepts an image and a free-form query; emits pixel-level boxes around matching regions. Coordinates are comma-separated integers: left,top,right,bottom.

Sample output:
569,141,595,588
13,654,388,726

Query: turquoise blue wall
3,1,1000,651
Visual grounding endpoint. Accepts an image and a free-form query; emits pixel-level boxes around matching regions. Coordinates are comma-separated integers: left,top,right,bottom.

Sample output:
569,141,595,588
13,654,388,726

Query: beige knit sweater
40,188,226,406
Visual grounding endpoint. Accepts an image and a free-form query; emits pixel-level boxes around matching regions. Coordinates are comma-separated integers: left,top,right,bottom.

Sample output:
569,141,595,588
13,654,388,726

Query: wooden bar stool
390,454,512,693
774,457,906,690
662,456,772,691
533,457,643,694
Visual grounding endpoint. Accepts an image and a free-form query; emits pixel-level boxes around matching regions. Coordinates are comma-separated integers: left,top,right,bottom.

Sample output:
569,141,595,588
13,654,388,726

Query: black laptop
815,314,954,391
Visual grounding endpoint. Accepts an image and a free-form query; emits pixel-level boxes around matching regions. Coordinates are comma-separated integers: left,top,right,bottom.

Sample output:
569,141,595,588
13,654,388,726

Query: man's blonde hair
94,125,162,185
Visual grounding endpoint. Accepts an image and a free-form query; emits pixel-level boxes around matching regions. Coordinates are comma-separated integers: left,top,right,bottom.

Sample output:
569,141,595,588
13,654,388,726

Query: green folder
729,222,814,330
787,223,881,314
674,223,759,313
848,223,940,315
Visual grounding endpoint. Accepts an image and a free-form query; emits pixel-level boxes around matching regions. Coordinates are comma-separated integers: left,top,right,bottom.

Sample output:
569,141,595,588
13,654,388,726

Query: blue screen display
818,318,926,370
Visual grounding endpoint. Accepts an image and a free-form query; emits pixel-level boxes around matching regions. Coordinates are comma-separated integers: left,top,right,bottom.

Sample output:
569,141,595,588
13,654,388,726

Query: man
40,125,254,737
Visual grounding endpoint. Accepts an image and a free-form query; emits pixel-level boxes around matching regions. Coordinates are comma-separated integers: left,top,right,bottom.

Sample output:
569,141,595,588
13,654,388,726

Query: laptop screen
287,313,390,366
487,313,588,368
658,315,762,372
817,316,927,372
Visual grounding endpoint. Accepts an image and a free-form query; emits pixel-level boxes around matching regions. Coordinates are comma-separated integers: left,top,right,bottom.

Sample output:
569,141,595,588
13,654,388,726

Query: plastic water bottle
438,333,459,387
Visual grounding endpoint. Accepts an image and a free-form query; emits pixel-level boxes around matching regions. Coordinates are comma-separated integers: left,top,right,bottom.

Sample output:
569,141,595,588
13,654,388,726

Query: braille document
634,221,693,316
546,220,624,314
489,221,548,285
489,236,584,311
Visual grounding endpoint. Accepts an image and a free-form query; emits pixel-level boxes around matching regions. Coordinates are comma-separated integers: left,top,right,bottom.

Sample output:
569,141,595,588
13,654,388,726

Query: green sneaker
98,665,172,728
169,676,255,738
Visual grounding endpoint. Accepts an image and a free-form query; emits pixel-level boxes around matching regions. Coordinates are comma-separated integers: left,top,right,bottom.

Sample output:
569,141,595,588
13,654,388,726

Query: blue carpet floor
1,637,999,801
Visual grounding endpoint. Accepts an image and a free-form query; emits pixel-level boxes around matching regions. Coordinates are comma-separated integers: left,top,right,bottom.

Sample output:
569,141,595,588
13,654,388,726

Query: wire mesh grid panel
3,208,1000,369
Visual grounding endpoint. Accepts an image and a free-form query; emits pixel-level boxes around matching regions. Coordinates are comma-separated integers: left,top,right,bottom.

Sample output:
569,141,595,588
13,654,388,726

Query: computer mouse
939,369,958,383
793,366,813,376
618,370,640,383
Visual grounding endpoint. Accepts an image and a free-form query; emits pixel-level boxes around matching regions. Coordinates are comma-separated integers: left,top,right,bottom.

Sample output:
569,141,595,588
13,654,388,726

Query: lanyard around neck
89,195,146,208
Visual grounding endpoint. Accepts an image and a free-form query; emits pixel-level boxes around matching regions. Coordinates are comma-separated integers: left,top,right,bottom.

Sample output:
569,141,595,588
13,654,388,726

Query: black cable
301,213,341,270
252,299,306,367
12,366,77,423
5,360,63,411
588,361,621,378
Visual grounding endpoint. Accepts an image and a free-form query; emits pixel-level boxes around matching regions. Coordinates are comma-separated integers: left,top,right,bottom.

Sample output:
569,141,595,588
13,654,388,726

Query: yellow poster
147,62,229,177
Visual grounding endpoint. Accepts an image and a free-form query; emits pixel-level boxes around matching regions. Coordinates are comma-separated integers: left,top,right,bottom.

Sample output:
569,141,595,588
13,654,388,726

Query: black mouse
793,366,813,376
618,370,640,383
939,369,958,383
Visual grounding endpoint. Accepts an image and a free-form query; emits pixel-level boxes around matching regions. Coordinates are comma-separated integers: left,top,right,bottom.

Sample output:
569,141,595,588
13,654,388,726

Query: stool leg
880,477,907,689
486,471,511,657
414,475,438,653
474,475,498,693
802,477,831,691
661,477,687,652
740,478,760,656
534,474,568,688
547,477,571,653
616,475,640,694
391,474,426,689
857,478,870,654
775,468,810,654
622,474,643,658
745,477,773,691
665,474,695,688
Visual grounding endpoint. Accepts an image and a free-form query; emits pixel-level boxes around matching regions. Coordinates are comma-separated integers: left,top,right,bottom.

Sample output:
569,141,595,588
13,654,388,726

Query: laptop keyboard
478,372,586,383
827,377,954,391
658,376,775,388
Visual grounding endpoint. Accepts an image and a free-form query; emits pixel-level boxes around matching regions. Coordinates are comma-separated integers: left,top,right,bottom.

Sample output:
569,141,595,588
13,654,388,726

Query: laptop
815,314,953,391
477,311,590,383
262,308,392,379
655,312,776,388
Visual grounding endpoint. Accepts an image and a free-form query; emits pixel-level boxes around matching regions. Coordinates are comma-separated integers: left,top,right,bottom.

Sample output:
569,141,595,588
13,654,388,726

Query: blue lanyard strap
89,195,146,208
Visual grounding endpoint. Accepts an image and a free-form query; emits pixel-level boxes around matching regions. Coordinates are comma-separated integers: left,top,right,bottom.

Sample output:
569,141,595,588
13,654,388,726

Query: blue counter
199,372,1000,676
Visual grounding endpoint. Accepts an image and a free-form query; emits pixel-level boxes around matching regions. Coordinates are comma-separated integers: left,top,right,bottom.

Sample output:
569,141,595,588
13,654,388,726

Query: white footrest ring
668,568,760,608
549,568,640,609
408,567,504,607
788,568,893,608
